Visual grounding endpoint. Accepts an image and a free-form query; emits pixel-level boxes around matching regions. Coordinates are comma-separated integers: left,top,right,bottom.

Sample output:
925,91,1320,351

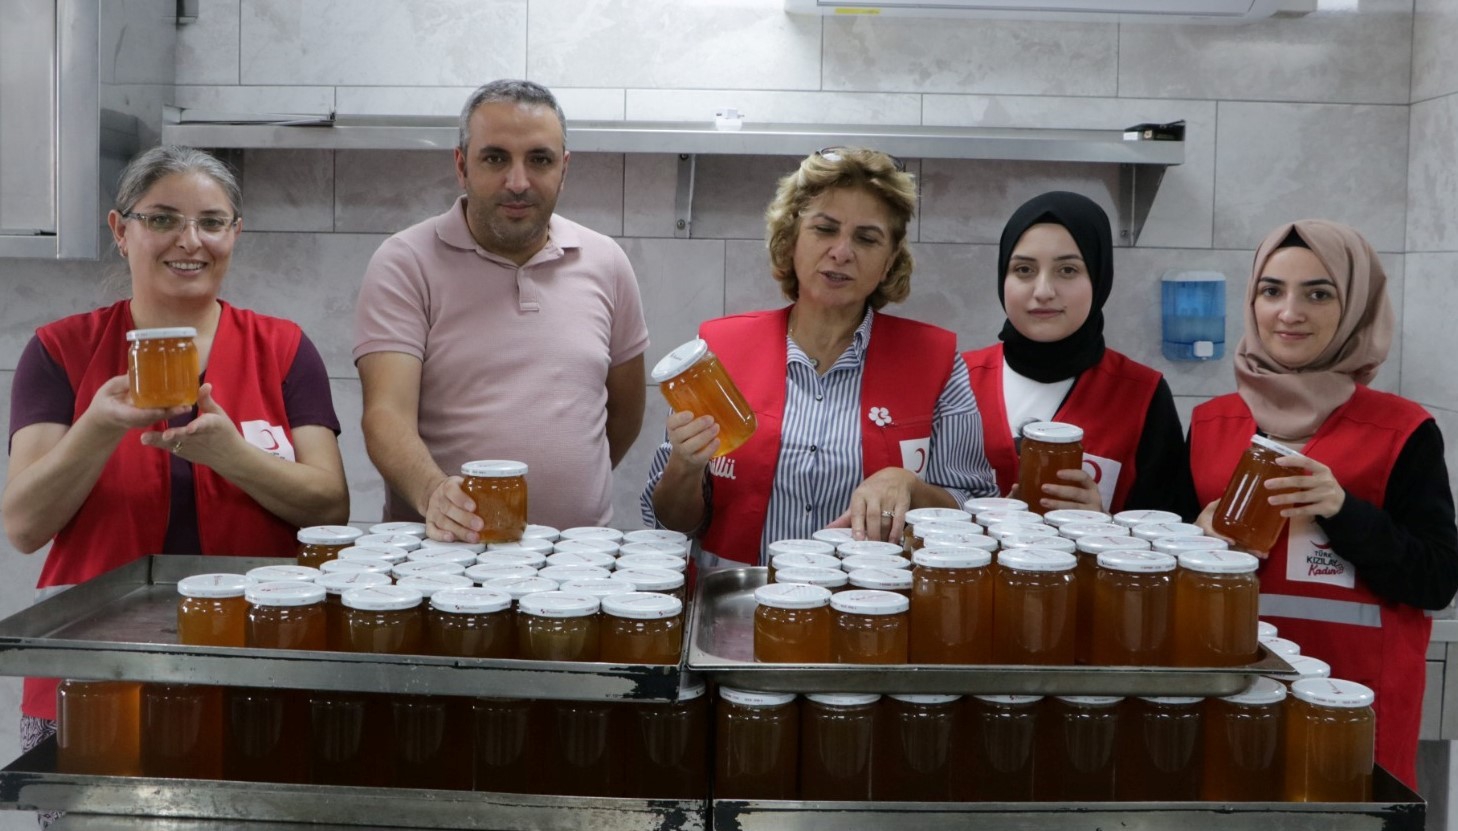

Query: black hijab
996,191,1114,383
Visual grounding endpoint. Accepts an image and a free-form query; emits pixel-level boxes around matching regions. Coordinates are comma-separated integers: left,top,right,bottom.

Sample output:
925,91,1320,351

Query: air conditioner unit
784,0,1315,22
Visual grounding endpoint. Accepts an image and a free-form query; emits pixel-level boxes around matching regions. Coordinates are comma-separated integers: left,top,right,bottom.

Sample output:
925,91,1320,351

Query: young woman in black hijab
963,191,1198,518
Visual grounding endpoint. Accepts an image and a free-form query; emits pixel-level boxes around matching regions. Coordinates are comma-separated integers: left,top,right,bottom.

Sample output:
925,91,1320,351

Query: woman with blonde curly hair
641,147,997,566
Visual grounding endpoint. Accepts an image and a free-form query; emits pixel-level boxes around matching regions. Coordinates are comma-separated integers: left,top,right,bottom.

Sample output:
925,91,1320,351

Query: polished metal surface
688,566,1295,696
0,556,686,701
0,0,56,236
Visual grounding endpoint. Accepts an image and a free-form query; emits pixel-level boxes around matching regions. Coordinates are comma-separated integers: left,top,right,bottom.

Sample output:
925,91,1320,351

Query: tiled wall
2,0,1455,816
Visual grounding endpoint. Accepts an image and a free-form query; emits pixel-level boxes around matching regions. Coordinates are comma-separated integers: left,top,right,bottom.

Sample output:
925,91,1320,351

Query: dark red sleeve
281,333,342,435
8,335,77,447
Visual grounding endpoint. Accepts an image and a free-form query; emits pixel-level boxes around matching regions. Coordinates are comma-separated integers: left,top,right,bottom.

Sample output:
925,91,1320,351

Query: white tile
623,154,681,239
102,0,178,85
240,0,525,86
1213,102,1409,253
557,153,625,239
331,376,388,525
334,87,627,123
529,0,821,90
891,242,1002,354
334,151,460,234
557,89,629,123
1414,0,1458,101
177,0,241,86
724,239,789,317
174,85,336,116
1427,406,1458,503
1407,94,1458,253
919,160,1120,246
610,391,669,530
922,96,1216,249
823,17,1117,96
1403,253,1458,412
0,258,131,370
619,238,726,372
1118,1,1412,105
239,149,334,233
625,90,923,126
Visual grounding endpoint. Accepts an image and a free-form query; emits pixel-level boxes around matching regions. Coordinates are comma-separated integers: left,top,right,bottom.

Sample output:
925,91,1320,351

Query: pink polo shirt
354,196,648,528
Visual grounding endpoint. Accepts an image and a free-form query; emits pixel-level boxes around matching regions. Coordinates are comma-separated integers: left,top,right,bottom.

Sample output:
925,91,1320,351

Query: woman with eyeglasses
641,147,998,567
963,191,1198,518
2,145,348,742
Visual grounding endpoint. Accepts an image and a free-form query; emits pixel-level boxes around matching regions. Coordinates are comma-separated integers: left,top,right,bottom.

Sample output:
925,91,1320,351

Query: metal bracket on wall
674,154,697,239
176,0,199,25
1118,162,1166,246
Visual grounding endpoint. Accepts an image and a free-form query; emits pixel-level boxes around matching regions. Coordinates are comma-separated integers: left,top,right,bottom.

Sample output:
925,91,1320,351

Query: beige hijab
1233,219,1394,444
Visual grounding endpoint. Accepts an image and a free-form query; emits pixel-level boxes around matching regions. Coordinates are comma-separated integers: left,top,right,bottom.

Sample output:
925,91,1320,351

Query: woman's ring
881,510,896,519
172,441,183,453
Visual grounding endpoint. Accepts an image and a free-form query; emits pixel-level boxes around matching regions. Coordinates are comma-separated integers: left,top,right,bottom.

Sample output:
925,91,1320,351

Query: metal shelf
161,110,1183,244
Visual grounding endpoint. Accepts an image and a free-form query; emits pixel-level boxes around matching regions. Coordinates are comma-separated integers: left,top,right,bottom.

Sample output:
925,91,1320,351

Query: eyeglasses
124,211,239,236
815,146,907,173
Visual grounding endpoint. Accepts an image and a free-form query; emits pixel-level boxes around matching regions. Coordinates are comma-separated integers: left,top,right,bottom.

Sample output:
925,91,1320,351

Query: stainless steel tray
0,556,688,701
2,741,706,831
711,767,1423,831
688,567,1296,696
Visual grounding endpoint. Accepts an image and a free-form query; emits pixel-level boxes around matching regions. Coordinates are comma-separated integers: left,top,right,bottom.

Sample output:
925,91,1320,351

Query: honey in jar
830,590,910,664
1116,696,1204,801
516,591,601,661
799,693,880,801
307,690,386,787
909,546,994,664
140,682,223,779
714,688,799,800
1073,535,1151,664
390,694,472,790
1203,676,1286,801
126,326,198,408
611,567,687,605
459,459,529,544
1284,678,1375,802
176,572,250,647
992,548,1077,665
340,585,425,655
245,581,327,651
651,337,757,457
619,680,710,799
754,583,832,663
873,694,963,802
296,524,364,568
1211,434,1303,554
600,592,684,665
1090,550,1177,666
56,680,141,776
316,571,393,651
1173,549,1261,667
1017,421,1085,515
225,686,309,783
426,586,515,659
473,697,537,794
541,699,615,796
963,695,1041,802
1034,696,1122,801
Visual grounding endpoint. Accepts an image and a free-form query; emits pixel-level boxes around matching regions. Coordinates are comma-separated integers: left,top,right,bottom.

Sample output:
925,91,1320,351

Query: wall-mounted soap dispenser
1161,270,1225,361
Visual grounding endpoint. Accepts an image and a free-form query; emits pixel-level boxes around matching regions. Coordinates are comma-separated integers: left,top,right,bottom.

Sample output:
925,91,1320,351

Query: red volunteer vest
964,344,1159,513
700,308,954,565
26,300,302,719
1190,387,1432,787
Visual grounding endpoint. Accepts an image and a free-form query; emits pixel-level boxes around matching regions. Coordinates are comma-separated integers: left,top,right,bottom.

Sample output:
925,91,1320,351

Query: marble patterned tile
334,87,627,122
1413,0,1458,102
174,85,336,116
891,242,1002,353
610,391,669,530
724,239,788,317
623,154,681,239
922,96,1217,249
0,258,132,370
619,238,726,372
334,151,459,234
1213,102,1409,253
528,0,821,90
557,153,626,239
177,0,241,86
221,231,389,377
625,90,923,126
240,0,526,86
239,149,334,233
1407,94,1458,253
102,0,178,85
1118,1,1413,105
1402,253,1458,412
823,17,1117,96
919,160,1121,246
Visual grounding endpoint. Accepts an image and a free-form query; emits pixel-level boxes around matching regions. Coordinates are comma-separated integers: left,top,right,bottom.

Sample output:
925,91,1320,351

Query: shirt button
815,393,824,401
810,445,817,453
805,505,812,513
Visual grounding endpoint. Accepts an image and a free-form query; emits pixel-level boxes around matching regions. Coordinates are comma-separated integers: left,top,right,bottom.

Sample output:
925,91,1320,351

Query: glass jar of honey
458,459,528,544
1018,421,1085,515
768,552,841,584
319,558,391,576
1001,531,1075,553
1090,550,1177,666
245,564,321,584
1044,509,1112,528
651,338,757,457
426,586,515,659
992,548,1077,665
57,680,142,776
368,520,428,537
1284,678,1375,802
245,582,327,650
814,527,858,547
800,693,880,801
623,528,688,546
126,326,199,408
409,547,479,568
536,564,611,584
836,540,906,560
389,694,472,790
766,538,837,573
774,565,848,592
1132,521,1207,542
392,560,467,581
1173,549,1261,667
714,688,799,800
339,544,409,565
920,529,999,551
141,682,224,780
611,567,687,605
465,563,539,584
417,538,484,555
909,546,993,664
1034,695,1122,801
541,699,616,797
615,552,687,574
754,582,832,663
600,592,684,665
1113,509,1182,529
841,553,911,573
975,508,1046,529
619,680,709,799
472,697,536,794
1286,655,1332,682
1073,535,1151,664
341,585,424,655
846,566,912,596
177,573,250,647
296,524,365,568
1203,676,1286,801
1116,696,1204,800
516,591,600,661
986,522,1054,543
964,695,1041,802
357,532,423,552
904,508,973,552
963,496,1029,514
873,694,963,802
523,523,562,542
476,549,548,570
1153,535,1231,556
559,526,625,543
1212,434,1303,554
485,575,560,607
830,590,910,664
553,537,622,559
316,571,393,650
546,549,617,571
1058,521,1129,541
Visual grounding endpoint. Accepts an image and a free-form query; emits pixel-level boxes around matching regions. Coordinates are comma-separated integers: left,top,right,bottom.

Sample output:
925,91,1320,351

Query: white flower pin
868,406,892,427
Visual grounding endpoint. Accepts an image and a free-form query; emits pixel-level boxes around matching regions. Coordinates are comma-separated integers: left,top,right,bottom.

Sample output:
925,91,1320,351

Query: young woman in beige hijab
1189,219,1457,788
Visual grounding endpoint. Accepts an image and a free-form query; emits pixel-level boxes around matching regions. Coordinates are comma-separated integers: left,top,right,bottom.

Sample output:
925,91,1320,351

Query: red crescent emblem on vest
1083,458,1103,483
259,428,280,451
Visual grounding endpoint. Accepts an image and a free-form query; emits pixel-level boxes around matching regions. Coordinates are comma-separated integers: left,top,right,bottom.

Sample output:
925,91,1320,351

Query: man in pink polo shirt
354,79,648,539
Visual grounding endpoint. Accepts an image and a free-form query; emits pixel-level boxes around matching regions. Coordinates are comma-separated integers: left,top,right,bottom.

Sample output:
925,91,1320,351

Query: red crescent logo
1082,458,1103,483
